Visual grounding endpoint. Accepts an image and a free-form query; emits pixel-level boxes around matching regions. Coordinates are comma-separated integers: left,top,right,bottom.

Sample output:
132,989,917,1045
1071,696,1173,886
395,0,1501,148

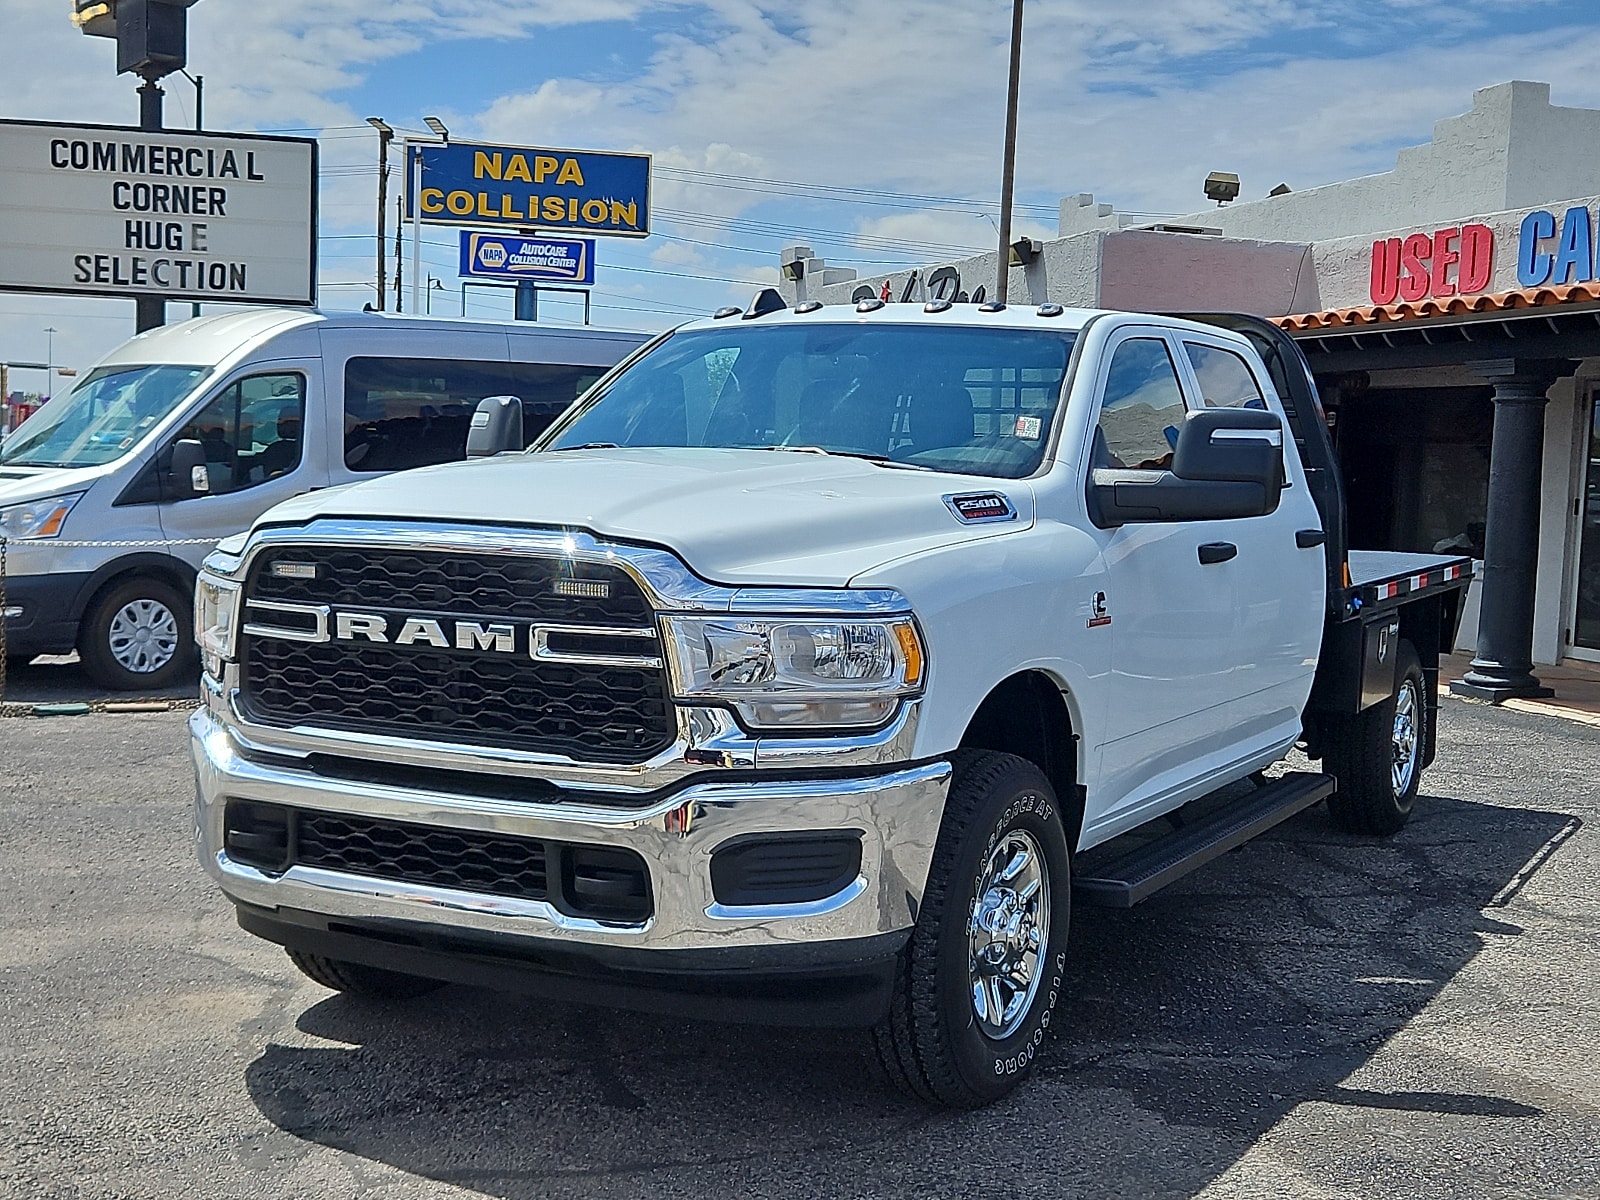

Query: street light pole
44,328,56,399
993,0,1025,306
409,117,449,314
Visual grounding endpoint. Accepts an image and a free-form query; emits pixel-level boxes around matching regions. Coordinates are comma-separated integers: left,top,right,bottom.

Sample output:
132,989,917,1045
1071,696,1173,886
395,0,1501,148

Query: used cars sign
0,119,317,305
409,141,650,238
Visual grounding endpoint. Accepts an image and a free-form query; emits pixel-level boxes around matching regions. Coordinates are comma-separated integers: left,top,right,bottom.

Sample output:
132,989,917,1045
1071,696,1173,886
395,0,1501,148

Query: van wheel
287,949,444,1001
873,750,1071,1108
1324,640,1425,836
78,576,196,692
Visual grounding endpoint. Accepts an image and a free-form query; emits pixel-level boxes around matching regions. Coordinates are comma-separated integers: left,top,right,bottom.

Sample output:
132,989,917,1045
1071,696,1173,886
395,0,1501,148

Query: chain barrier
0,534,219,709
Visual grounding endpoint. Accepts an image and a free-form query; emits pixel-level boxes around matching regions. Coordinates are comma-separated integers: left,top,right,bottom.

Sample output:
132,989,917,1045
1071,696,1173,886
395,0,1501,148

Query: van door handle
1296,528,1326,548
1198,542,1237,565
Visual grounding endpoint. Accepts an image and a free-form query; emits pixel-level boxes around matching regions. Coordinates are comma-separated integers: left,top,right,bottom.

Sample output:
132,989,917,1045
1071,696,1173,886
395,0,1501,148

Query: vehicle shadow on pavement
242,793,1580,1200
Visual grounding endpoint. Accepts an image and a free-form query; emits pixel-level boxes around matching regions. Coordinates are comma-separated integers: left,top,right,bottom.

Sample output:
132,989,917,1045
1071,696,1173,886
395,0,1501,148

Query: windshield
539,324,1076,479
0,364,209,468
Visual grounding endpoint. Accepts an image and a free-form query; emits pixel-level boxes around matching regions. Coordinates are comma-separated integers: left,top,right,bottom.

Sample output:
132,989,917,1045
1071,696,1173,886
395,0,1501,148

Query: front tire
1324,639,1425,835
77,576,196,692
874,750,1072,1108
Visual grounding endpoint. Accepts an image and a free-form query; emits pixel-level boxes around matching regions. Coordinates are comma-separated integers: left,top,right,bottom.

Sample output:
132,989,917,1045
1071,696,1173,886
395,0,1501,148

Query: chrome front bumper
191,709,950,956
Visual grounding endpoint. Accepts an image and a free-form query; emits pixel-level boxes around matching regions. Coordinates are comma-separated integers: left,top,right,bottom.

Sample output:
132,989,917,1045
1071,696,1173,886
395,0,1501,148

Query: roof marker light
713,306,741,319
1037,303,1065,317
856,297,885,313
794,300,823,314
977,301,1006,313
923,299,953,314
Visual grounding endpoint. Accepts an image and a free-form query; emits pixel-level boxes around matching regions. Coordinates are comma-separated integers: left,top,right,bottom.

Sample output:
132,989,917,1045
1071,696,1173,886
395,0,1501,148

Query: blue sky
4,0,1600,379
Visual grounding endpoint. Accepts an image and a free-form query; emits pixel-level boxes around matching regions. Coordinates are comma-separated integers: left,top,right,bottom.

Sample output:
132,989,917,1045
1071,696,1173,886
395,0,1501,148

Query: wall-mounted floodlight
424,116,450,141
1008,237,1042,266
1204,171,1241,206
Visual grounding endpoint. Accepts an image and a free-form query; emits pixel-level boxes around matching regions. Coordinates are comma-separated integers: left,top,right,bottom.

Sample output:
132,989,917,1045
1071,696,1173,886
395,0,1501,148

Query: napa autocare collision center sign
409,141,650,238
0,119,316,305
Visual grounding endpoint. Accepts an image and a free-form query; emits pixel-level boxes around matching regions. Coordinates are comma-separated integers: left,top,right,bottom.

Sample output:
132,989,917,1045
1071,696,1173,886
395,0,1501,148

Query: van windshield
539,324,1076,479
0,364,209,468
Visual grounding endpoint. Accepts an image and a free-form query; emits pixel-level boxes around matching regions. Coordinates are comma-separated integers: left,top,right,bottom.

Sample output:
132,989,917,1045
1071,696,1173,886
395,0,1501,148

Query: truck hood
260,447,1036,586
0,463,108,506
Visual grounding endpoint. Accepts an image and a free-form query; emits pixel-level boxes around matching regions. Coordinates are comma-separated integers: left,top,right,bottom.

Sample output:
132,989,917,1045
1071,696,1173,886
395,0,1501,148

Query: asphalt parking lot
2,700,1597,1200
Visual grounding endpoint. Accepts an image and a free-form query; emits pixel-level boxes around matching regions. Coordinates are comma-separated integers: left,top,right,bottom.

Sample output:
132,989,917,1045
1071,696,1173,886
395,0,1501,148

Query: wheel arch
74,553,198,625
956,670,1083,850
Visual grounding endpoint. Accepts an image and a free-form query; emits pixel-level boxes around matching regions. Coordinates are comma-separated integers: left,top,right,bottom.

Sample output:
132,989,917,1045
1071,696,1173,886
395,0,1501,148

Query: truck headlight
195,572,243,660
0,493,83,540
662,615,925,730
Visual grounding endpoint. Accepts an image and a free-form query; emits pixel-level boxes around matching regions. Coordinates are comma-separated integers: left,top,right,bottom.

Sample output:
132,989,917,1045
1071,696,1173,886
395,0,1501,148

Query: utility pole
44,329,57,400
367,119,393,311
993,0,1025,306
394,195,404,313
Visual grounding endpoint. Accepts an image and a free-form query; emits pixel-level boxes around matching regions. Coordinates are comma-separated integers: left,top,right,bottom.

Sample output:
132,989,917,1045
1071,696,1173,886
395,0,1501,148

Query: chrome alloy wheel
107,599,180,674
967,828,1051,1040
1391,678,1421,798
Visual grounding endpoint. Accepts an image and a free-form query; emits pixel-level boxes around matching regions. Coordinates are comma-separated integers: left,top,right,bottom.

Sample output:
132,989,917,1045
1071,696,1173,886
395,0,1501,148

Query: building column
1451,361,1570,702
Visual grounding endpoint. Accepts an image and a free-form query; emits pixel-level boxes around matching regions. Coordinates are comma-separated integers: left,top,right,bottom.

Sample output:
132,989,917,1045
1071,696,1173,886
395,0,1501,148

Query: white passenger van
0,308,651,690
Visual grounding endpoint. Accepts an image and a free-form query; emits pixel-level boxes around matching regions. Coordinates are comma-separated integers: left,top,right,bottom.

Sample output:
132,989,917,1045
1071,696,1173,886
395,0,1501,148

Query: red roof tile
1275,282,1600,331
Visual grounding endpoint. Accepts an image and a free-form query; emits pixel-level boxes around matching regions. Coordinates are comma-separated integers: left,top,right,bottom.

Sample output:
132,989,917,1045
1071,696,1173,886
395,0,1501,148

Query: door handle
1296,528,1326,548
1198,542,1237,565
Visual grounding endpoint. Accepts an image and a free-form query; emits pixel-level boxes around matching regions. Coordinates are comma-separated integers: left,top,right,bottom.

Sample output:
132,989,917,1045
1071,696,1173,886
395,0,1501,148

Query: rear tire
874,750,1072,1108
286,949,444,1001
77,576,196,692
1324,640,1425,836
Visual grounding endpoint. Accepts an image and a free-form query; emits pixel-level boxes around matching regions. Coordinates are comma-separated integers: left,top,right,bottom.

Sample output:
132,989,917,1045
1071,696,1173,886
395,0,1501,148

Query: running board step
1073,771,1335,908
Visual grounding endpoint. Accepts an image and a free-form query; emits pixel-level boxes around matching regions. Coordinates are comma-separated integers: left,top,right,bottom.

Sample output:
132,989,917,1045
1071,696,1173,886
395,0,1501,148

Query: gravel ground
0,699,1595,1199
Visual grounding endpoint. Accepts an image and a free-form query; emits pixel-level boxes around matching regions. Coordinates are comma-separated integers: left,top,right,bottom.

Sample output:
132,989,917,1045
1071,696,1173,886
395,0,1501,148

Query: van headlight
0,493,82,540
662,615,925,730
195,572,243,661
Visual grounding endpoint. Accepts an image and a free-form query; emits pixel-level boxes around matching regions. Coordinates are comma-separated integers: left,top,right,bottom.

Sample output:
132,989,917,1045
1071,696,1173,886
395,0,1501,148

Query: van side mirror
169,438,210,499
466,395,524,457
1088,409,1285,527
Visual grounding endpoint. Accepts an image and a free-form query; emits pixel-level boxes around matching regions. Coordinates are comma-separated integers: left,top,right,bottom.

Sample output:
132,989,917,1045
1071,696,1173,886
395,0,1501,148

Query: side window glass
173,372,304,497
1094,338,1187,470
344,357,607,471
1183,342,1267,409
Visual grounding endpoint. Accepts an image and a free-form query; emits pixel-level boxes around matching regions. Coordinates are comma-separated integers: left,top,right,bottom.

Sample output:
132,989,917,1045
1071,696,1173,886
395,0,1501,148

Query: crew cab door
1083,328,1244,830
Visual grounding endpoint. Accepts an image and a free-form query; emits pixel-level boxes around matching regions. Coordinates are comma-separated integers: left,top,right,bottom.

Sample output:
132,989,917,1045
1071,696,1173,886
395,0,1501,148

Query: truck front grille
236,545,676,763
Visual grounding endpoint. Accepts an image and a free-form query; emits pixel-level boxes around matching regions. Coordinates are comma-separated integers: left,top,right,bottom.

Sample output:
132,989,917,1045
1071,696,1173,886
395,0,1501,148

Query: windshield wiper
751,445,933,471
549,441,620,451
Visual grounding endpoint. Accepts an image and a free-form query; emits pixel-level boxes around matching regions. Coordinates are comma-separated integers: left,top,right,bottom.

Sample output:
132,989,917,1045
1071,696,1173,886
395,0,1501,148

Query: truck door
156,361,329,573
1173,333,1324,753
1086,328,1244,827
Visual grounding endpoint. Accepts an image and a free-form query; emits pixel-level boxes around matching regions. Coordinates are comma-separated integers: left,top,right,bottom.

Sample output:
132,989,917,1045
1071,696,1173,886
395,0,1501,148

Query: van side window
344,358,605,471
1093,338,1188,471
173,372,304,495
1183,342,1267,409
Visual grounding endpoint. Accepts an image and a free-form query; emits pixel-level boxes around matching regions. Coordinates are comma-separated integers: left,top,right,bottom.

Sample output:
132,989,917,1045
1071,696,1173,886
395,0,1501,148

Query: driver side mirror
169,438,210,499
1089,408,1284,528
466,395,524,457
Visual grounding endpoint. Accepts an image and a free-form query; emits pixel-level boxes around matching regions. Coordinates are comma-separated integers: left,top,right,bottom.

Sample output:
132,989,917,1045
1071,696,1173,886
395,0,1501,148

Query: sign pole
410,143,422,315
134,78,166,332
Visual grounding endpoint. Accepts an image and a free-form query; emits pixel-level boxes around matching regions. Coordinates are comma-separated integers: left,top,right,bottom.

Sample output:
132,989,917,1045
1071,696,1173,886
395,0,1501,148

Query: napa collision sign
409,141,650,238
0,119,316,305
459,232,595,285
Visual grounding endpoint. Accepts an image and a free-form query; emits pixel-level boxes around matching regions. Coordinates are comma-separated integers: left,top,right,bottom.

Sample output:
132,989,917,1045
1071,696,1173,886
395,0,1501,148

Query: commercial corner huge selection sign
0,118,317,305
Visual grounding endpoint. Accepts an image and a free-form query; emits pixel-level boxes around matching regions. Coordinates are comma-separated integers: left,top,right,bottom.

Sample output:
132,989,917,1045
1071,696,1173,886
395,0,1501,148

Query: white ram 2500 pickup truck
190,296,1470,1108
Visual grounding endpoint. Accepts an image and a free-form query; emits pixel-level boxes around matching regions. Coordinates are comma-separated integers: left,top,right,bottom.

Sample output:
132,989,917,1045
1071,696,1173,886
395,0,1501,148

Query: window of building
344,357,606,471
1184,342,1267,408
1094,338,1189,470
173,372,304,495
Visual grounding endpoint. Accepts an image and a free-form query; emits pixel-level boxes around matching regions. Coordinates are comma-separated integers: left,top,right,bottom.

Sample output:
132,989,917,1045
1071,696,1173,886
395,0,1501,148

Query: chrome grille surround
205,520,922,797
